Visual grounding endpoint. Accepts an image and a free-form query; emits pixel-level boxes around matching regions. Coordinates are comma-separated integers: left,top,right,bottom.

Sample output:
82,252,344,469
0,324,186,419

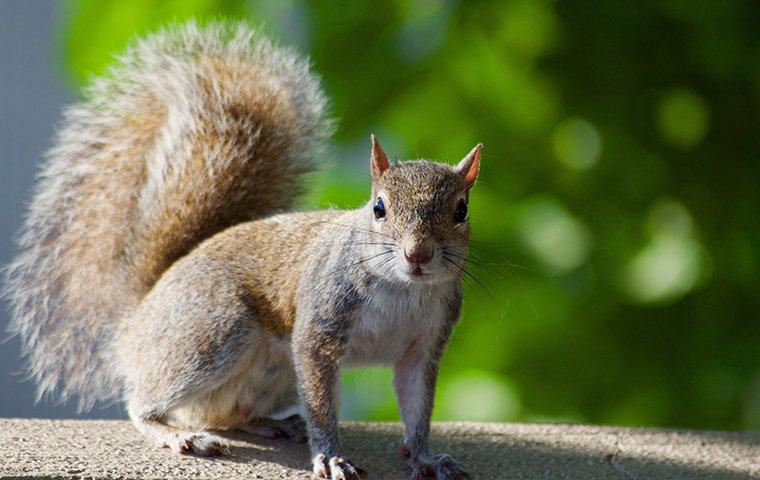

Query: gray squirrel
4,21,481,480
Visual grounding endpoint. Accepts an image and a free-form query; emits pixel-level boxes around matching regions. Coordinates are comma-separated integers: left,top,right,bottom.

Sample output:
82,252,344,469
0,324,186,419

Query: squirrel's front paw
409,454,470,480
312,453,366,480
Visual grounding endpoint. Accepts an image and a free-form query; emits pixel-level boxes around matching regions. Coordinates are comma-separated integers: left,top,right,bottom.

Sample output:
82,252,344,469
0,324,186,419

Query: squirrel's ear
370,134,390,180
456,143,482,188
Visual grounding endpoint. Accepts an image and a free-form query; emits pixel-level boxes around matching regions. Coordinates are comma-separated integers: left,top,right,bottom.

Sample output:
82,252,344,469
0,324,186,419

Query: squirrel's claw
312,454,365,480
409,453,470,480
169,432,229,457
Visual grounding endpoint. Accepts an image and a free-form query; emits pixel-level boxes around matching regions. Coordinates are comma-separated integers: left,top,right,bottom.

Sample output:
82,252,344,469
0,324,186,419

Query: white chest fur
343,282,448,366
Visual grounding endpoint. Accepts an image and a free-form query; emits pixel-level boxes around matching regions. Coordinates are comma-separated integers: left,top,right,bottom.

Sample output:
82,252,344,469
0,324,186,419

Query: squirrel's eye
373,197,386,220
454,200,468,223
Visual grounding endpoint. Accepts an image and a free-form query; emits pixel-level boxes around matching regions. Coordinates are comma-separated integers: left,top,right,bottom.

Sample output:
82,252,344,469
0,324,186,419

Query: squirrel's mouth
406,264,426,277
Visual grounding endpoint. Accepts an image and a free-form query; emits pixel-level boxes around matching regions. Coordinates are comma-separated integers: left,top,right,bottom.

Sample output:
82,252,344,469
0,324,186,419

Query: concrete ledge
0,419,757,479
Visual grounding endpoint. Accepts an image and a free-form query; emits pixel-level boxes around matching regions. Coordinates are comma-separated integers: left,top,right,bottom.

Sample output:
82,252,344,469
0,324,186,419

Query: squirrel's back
3,21,331,410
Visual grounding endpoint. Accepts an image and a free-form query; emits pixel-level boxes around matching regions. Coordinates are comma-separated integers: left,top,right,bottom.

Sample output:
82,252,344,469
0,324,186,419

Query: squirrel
4,21,481,480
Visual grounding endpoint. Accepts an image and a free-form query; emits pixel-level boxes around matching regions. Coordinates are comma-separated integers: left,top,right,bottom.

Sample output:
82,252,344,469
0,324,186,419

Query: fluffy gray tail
3,21,332,411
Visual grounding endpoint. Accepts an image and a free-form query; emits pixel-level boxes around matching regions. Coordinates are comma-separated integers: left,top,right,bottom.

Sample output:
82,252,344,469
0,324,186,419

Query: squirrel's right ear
370,134,390,180
456,143,482,189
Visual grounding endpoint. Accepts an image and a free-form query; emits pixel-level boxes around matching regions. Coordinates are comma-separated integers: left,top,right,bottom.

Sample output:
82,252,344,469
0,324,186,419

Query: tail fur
3,21,331,410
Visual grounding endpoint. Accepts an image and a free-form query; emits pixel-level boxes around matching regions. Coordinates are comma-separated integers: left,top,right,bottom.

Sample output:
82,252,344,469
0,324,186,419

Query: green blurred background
44,0,760,430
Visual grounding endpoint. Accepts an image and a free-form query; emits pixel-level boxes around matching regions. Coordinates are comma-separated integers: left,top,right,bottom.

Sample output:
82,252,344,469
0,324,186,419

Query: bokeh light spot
551,118,602,170
497,0,559,58
517,197,593,274
623,200,709,305
656,88,709,149
438,370,520,421
647,198,694,237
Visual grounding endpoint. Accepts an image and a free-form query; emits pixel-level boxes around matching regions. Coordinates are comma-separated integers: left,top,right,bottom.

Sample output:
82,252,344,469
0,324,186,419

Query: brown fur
208,211,336,338
4,21,331,409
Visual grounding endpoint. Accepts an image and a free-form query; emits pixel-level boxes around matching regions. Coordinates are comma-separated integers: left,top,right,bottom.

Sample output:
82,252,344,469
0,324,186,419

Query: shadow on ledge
0,420,757,479
221,423,756,480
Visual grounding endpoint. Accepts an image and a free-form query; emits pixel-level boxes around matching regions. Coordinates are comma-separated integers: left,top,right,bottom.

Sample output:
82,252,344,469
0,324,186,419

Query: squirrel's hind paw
409,454,470,480
312,453,366,480
168,432,229,457
240,414,308,444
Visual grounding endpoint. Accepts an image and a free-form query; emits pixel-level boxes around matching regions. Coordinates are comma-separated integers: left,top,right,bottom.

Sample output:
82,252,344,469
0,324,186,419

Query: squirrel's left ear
456,143,482,189
370,134,390,180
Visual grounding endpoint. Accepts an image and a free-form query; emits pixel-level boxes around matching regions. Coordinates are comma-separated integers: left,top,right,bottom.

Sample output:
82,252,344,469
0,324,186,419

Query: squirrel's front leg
394,319,470,479
293,314,364,480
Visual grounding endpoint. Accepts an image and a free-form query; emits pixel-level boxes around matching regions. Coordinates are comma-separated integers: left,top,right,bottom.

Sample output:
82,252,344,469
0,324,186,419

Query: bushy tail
3,21,332,411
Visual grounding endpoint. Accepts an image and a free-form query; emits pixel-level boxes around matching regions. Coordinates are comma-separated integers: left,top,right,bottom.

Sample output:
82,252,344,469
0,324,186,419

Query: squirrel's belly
168,336,298,429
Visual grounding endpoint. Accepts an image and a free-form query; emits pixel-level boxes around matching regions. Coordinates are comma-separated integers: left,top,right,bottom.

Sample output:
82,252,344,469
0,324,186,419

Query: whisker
445,245,537,325
465,260,514,285
468,244,529,270
440,258,459,279
503,267,540,324
445,248,528,272
443,255,500,307
319,221,399,242
317,241,397,247
446,254,512,283
373,256,396,283
443,259,492,306
316,250,393,280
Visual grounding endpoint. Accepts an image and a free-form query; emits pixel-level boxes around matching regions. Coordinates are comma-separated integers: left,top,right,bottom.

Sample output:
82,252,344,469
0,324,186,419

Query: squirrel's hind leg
127,401,229,456
238,414,308,443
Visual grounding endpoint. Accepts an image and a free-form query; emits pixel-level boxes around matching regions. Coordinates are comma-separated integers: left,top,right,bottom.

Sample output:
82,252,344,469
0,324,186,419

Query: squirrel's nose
404,244,434,265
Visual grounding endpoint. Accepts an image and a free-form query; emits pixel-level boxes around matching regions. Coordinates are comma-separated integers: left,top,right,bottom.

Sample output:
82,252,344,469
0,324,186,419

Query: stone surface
0,419,757,479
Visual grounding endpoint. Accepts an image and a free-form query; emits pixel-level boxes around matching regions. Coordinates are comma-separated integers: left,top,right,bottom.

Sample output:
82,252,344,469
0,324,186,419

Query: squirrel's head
365,135,481,285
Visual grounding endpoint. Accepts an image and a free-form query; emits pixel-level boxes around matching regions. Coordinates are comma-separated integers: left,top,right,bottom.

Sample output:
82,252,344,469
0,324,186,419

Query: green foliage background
59,0,759,430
